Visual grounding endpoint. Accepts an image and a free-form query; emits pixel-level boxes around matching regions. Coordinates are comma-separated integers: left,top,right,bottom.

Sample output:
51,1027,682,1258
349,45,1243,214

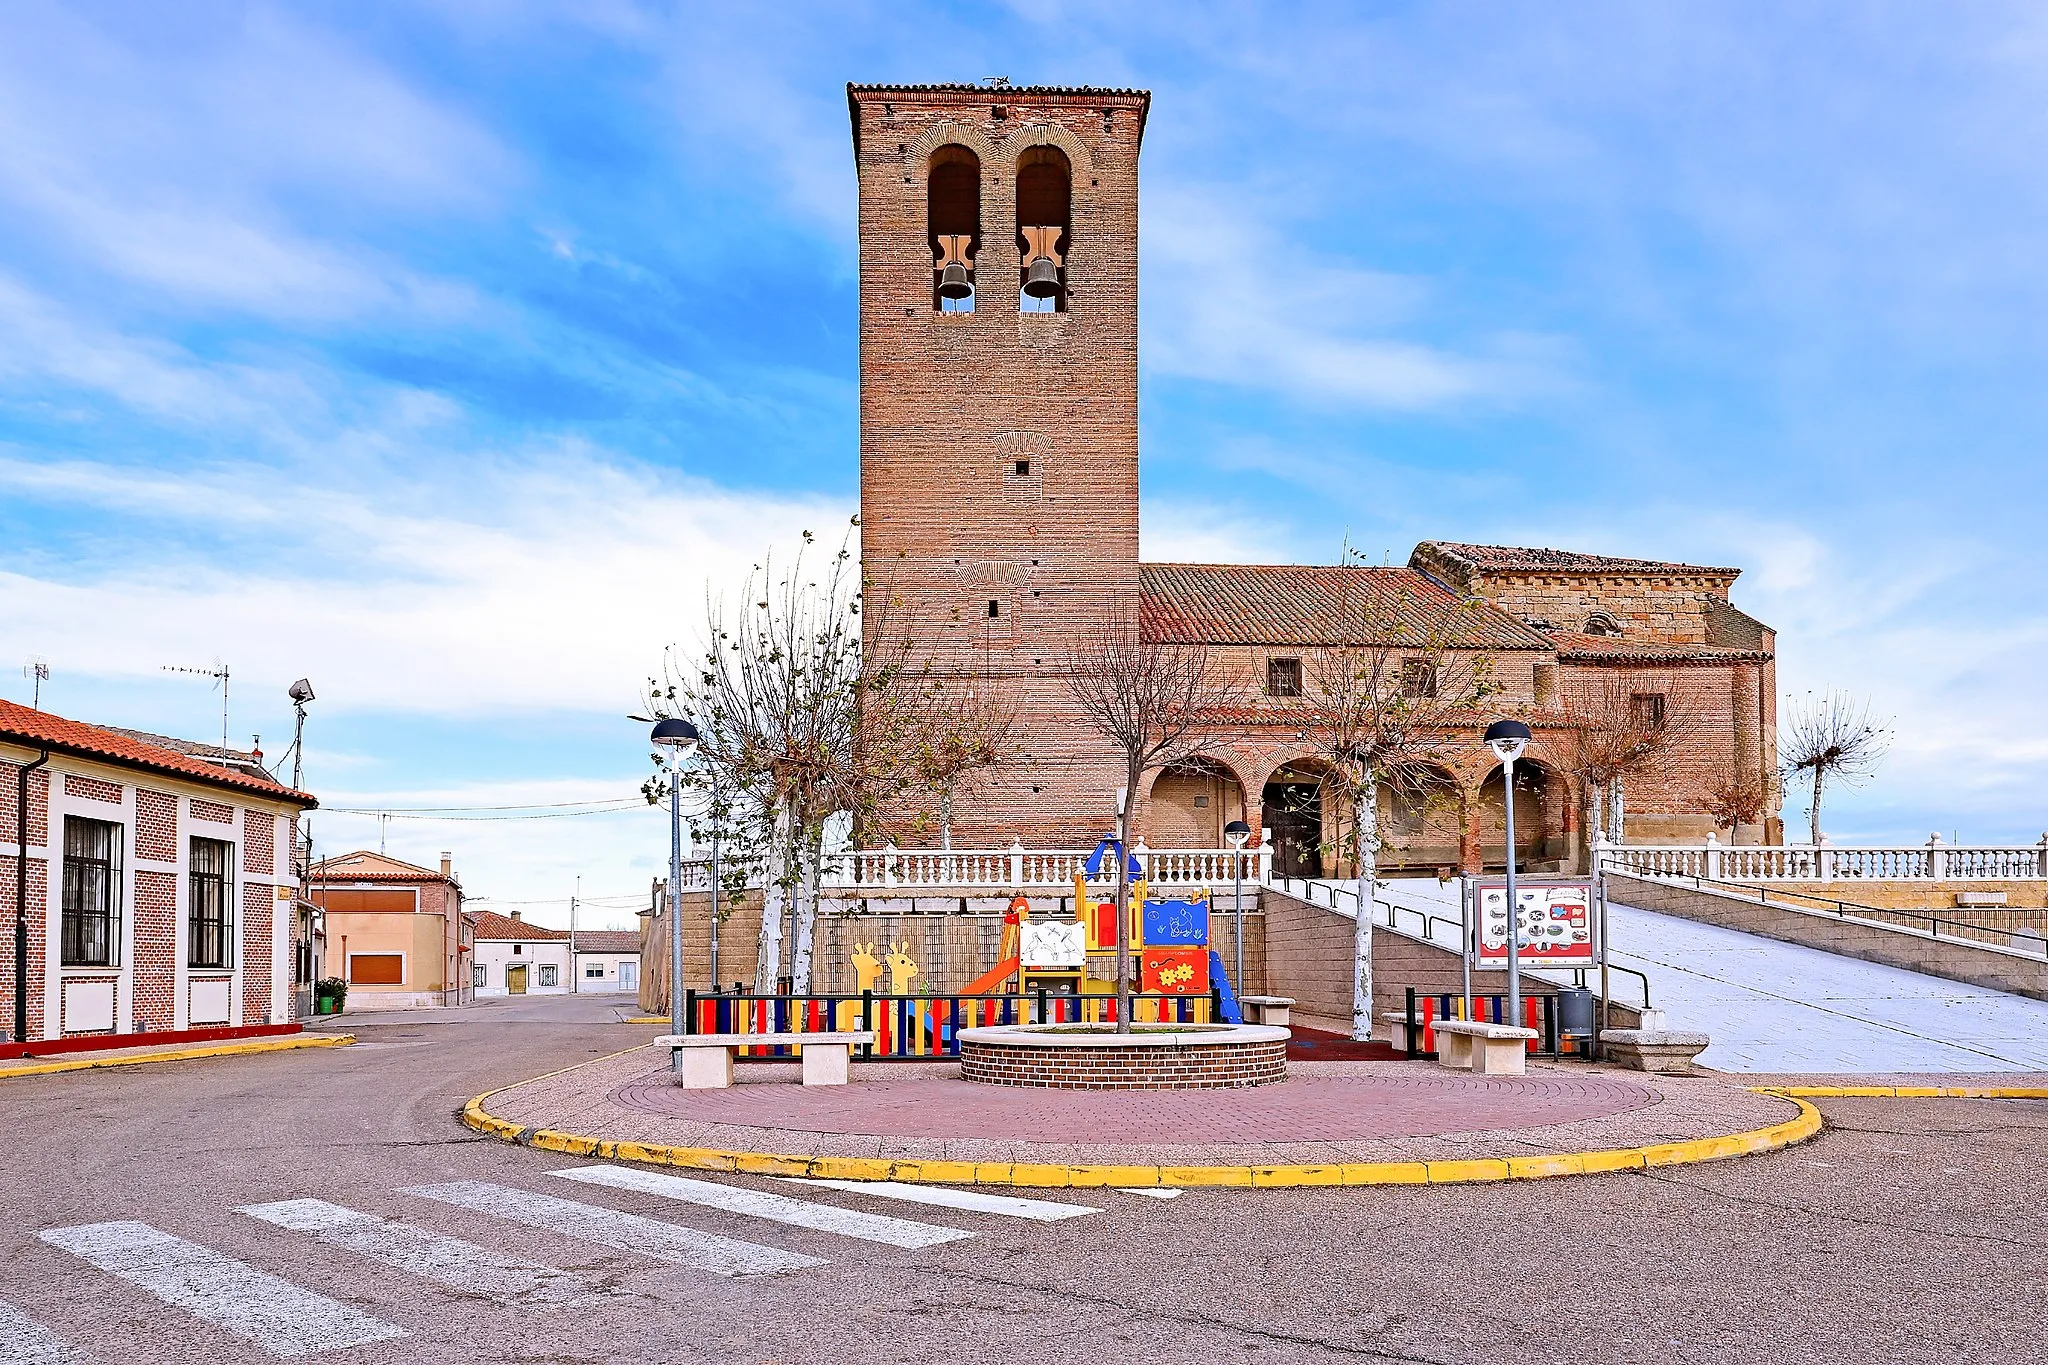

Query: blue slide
1209,949,1244,1024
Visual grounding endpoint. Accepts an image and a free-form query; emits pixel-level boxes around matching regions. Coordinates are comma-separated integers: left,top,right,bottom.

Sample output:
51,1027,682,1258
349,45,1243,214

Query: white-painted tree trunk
1610,777,1626,845
754,804,791,994
789,824,822,993
1351,775,1379,1041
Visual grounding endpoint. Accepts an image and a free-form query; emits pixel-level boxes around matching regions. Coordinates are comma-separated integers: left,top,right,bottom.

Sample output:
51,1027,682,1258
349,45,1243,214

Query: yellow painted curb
1757,1085,2048,1100
0,1034,355,1079
459,1057,1826,1190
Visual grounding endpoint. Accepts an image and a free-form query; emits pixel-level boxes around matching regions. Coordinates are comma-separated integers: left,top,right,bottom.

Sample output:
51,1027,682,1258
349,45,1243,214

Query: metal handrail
1611,869,2048,958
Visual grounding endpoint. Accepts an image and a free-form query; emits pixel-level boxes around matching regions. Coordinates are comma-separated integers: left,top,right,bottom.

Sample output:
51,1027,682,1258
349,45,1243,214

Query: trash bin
1557,987,1595,1050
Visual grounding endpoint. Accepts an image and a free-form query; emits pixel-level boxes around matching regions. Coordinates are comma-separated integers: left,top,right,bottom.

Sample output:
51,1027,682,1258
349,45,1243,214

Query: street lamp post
1484,719,1533,1029
651,718,700,1075
1224,819,1251,993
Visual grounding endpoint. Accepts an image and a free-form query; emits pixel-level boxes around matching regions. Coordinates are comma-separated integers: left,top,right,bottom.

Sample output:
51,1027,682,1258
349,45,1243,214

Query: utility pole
569,877,579,994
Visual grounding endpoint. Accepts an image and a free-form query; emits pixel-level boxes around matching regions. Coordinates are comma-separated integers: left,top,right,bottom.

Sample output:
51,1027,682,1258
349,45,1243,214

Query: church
849,82,1781,872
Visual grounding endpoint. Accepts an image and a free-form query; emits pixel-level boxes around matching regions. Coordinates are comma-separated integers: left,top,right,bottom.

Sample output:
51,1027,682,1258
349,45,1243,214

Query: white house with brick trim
467,910,570,997
1,699,318,1049
569,929,640,994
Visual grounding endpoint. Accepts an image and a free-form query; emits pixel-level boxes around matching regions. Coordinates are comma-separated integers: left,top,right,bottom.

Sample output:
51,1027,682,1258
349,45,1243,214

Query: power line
323,800,653,823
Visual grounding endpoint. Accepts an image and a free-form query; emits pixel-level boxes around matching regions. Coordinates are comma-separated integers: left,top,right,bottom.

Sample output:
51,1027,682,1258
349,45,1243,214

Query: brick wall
959,1036,1285,1089
64,773,123,805
243,810,274,875
191,798,233,825
0,761,51,1040
133,870,177,1031
855,87,1147,848
136,789,177,861
241,880,272,1023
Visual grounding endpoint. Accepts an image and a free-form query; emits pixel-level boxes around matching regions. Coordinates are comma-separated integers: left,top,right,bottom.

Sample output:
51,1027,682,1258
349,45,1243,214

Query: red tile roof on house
0,698,316,807
1419,542,1740,579
1140,564,1554,651
465,910,569,942
310,852,455,884
570,930,641,955
1549,632,1773,665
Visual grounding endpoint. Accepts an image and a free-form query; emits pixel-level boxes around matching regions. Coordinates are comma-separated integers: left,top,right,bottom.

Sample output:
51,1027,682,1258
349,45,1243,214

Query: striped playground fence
681,988,1215,1061
1398,988,1583,1059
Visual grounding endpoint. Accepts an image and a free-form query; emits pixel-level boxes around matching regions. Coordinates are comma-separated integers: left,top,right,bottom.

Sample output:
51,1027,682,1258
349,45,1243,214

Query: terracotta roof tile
464,910,568,942
1550,632,1773,665
0,699,315,806
1139,564,1553,650
310,852,452,884
571,930,641,954
1420,542,1740,578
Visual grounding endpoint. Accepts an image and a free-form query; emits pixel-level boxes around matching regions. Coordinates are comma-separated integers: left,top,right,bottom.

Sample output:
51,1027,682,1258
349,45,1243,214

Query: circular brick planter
955,1022,1289,1090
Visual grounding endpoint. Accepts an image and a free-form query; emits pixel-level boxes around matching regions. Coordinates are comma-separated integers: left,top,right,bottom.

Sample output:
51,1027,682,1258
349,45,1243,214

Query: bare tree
1554,670,1709,845
1062,609,1243,1032
1780,691,1890,845
1704,768,1777,835
648,523,1017,994
1294,561,1501,1040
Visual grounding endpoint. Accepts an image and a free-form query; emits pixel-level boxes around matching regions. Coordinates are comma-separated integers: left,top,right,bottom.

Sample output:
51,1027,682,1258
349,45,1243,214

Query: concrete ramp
1605,901,2048,1072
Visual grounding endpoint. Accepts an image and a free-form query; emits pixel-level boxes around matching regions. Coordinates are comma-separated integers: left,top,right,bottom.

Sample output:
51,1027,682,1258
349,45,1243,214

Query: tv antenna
23,656,49,710
162,659,230,760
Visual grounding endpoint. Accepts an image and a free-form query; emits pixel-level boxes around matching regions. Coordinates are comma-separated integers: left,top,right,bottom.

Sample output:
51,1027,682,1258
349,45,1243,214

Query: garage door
349,954,404,985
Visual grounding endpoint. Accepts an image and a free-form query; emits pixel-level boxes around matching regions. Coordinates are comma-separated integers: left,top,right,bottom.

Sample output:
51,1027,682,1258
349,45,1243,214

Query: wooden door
507,964,528,994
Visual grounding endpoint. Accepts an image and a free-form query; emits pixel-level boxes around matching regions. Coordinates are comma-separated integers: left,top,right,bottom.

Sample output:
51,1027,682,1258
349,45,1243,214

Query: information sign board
1473,880,1595,968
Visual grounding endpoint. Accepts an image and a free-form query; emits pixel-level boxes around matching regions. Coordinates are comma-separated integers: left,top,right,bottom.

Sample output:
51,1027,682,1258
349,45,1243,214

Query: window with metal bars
189,836,235,969
1266,656,1303,698
61,816,122,967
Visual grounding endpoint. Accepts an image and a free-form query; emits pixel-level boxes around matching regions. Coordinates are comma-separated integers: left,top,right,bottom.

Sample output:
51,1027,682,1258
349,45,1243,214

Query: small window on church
987,600,1001,619
1267,657,1302,697
1015,459,1030,476
1400,658,1439,699
1584,612,1622,637
1631,692,1667,730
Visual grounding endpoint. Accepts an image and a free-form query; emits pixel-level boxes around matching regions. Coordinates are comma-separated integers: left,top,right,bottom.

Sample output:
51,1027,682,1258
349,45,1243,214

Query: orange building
309,851,470,1010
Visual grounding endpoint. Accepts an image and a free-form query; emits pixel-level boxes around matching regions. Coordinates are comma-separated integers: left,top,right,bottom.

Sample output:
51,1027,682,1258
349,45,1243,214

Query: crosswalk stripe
0,1299,93,1365
238,1199,586,1304
771,1177,1102,1222
553,1166,975,1248
402,1181,823,1277
37,1221,405,1358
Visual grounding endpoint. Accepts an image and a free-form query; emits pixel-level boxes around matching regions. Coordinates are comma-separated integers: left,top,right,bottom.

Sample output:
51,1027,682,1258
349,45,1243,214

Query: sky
5,1,2047,928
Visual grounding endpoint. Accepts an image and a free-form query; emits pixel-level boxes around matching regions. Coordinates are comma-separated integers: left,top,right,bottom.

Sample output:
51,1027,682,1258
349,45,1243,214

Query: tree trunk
1810,767,1825,846
1114,778,1135,1035
755,804,791,994
789,822,822,993
1610,776,1626,845
1351,774,1378,1041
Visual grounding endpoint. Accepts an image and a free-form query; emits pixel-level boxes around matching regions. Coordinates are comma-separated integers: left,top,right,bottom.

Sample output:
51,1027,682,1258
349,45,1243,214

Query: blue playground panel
1142,897,1209,947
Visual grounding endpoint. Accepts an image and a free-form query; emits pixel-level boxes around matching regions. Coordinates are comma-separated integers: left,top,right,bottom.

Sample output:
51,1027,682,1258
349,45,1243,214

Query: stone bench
1427,1019,1540,1076
1239,995,1295,1027
1598,1028,1710,1074
654,1032,877,1089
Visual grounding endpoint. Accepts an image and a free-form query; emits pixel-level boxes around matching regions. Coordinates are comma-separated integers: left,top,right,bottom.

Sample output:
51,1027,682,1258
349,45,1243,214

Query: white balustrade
1599,834,2048,883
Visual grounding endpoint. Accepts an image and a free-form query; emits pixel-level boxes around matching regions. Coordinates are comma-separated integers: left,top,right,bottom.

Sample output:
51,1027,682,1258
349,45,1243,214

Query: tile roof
1140,564,1554,651
1420,542,1740,578
310,851,453,884
571,930,641,955
0,699,315,806
465,910,568,942
1550,632,1773,665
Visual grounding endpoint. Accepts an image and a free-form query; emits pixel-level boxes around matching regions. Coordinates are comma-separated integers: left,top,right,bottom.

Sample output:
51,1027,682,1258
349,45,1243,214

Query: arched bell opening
1015,145,1070,314
928,145,981,313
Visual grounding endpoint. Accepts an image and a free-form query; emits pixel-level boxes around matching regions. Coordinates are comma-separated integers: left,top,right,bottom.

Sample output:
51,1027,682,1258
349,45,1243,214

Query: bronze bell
1022,255,1061,299
938,261,973,300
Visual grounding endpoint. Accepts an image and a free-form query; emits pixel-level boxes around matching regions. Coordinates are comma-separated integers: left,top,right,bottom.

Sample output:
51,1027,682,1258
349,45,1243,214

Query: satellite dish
289,678,315,704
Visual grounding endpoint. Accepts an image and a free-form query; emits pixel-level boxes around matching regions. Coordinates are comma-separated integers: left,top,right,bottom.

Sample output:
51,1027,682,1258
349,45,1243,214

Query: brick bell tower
849,82,1149,846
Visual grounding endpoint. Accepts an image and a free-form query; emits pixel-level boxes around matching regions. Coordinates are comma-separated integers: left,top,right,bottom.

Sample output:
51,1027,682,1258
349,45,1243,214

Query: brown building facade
851,83,1780,869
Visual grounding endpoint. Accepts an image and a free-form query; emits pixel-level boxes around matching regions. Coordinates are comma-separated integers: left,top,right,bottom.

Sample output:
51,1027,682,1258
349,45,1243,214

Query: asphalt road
2,994,2040,1364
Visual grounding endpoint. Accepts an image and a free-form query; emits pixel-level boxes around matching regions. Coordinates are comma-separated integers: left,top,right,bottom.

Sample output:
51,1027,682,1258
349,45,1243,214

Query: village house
309,850,471,1010
467,909,570,997
1,699,317,1046
570,929,641,994
847,82,1781,866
